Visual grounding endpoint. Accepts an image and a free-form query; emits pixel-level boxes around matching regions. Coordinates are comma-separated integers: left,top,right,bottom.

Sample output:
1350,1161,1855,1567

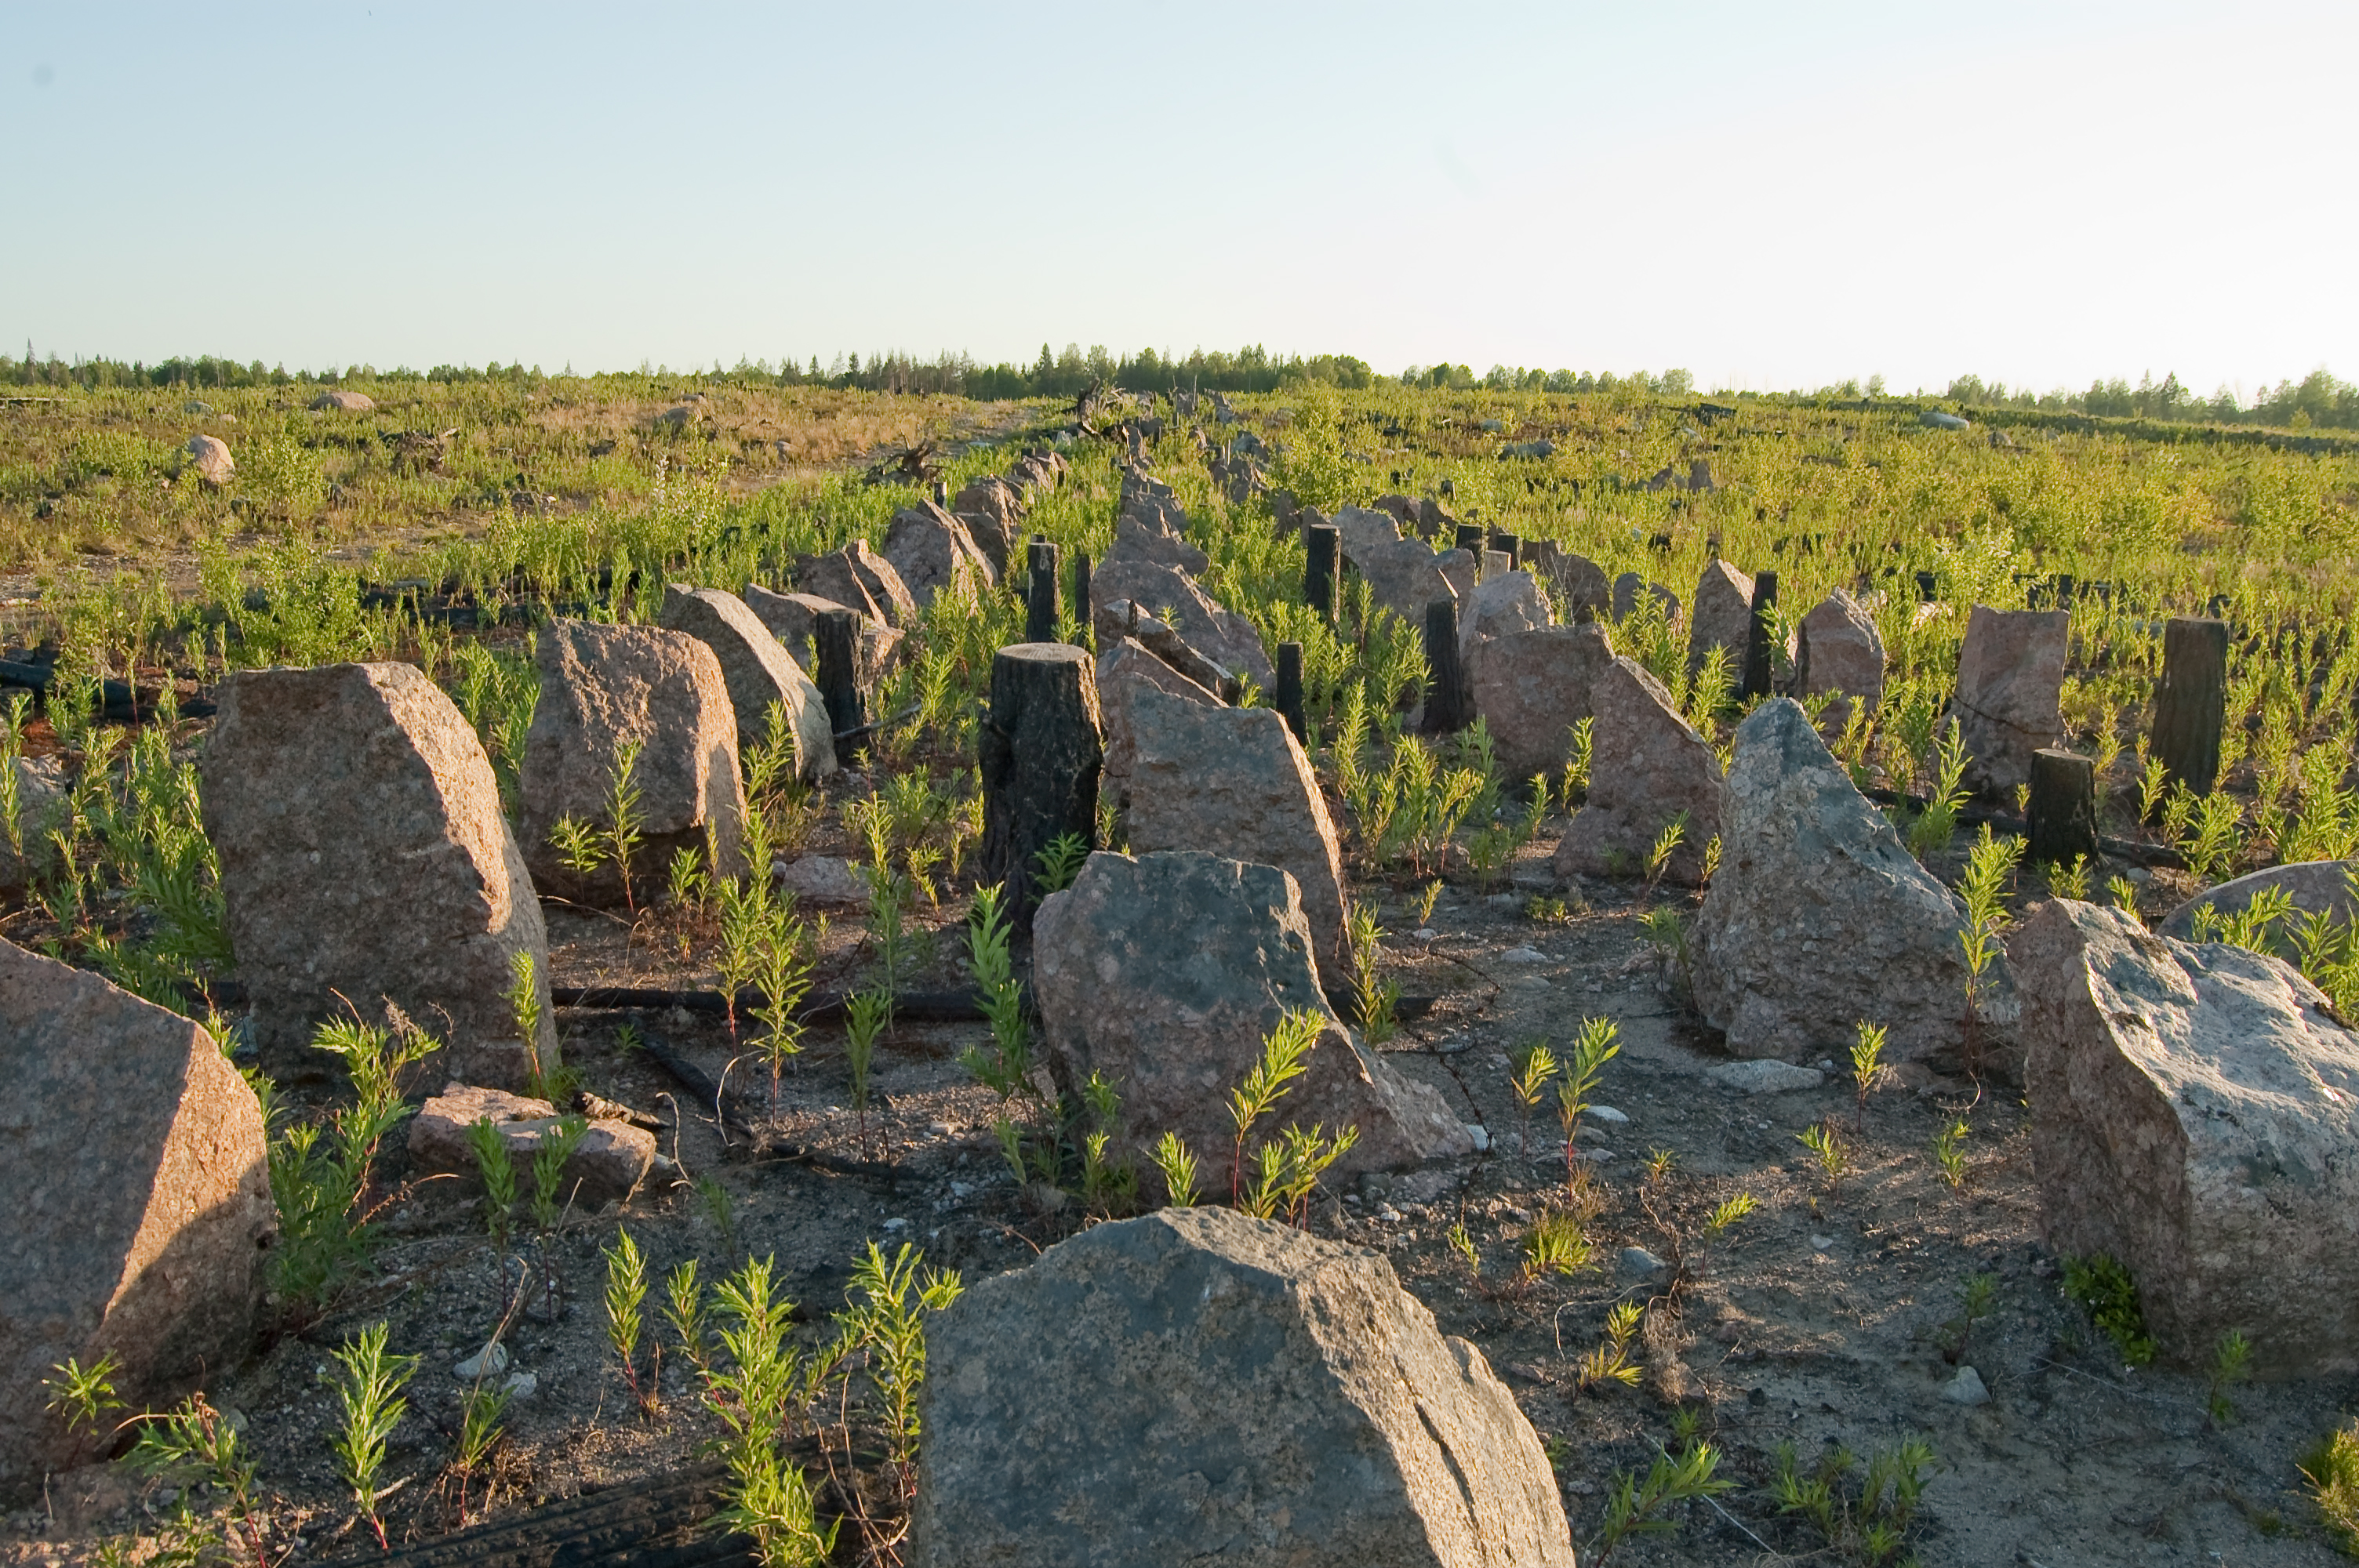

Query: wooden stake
1274,641,1307,742
2027,747,2099,868
979,643,1103,931
2152,616,2228,802
1420,598,1470,734
813,608,867,767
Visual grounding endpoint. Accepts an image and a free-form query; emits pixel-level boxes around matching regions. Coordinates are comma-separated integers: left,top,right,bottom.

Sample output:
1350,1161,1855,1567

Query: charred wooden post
1305,524,1341,628
2027,747,2099,868
1742,569,1780,699
2152,616,2229,804
1419,598,1470,734
814,608,867,767
979,643,1103,932
1274,641,1307,743
1489,531,1521,572
1025,538,1062,644
1071,550,1093,650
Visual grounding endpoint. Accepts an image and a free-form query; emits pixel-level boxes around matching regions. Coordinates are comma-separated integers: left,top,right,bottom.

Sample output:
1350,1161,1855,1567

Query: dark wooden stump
1071,550,1092,650
1743,568,1780,699
2027,747,2099,868
1025,538,1061,644
979,643,1103,931
2152,615,2228,803
1305,523,1341,627
1419,598,1470,734
1490,531,1521,572
1274,641,1307,743
1455,523,1485,556
813,608,867,766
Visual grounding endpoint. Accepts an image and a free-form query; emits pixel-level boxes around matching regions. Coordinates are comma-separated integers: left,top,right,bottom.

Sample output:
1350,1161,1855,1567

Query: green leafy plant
1151,1130,1201,1207
1508,1039,1558,1155
1772,1436,1937,1566
605,738,648,911
1576,1301,1645,1391
1590,1440,1734,1566
468,1116,519,1256
1931,1119,1970,1189
42,1352,124,1464
2208,1329,2252,1425
845,987,890,1156
1797,1120,1849,1196
1906,722,1970,858
703,1254,838,1567
329,1321,419,1551
451,1378,511,1524
1554,1016,1621,1188
1936,1272,1998,1365
1226,1008,1322,1203
530,1116,590,1232
2061,1253,2157,1367
1849,1019,1888,1132
665,1258,711,1373
1032,829,1089,895
1347,899,1400,1045
2299,1421,2359,1553
127,1393,270,1568
1956,822,2023,1080
1521,1207,1593,1283
605,1224,653,1414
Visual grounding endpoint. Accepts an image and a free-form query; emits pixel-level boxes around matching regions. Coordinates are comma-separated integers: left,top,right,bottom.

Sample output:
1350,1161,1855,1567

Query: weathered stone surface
1796,588,1887,726
1110,513,1209,575
2160,860,2359,939
1955,606,2069,795
1456,570,1553,663
1033,851,1473,1176
658,586,835,782
307,390,375,412
913,1207,1573,1568
1521,542,1611,620
1090,555,1274,690
0,757,64,893
518,620,747,907
772,854,871,906
1693,699,2016,1067
1554,656,1721,884
1612,572,1681,626
1370,493,1419,530
793,540,917,629
202,662,557,1087
1465,622,1616,782
1347,536,1478,628
185,434,234,486
408,1082,655,1208
954,476,1025,574
0,941,274,1487
1097,638,1220,812
1125,684,1350,971
1331,503,1402,561
2017,898,2359,1375
1687,559,1755,674
881,503,996,609
1118,466,1190,537
740,584,902,691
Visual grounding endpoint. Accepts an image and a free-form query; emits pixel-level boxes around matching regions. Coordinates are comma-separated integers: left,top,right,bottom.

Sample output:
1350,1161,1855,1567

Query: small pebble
1619,1245,1668,1279
883,1217,911,1231
455,1344,509,1380
1590,1105,1630,1124
1376,1203,1405,1223
1809,1235,1835,1250
1463,1123,1490,1152
1943,1366,1990,1406
503,1370,539,1401
1413,927,1438,942
1499,946,1548,964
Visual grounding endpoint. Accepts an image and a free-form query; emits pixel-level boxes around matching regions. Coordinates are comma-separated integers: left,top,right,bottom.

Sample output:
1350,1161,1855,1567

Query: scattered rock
1095,637,1220,813
1954,607,2069,795
740,583,901,692
1330,503,1402,560
0,757,64,892
794,540,918,629
1347,536,1478,627
1619,1246,1668,1279
1108,514,1209,575
1465,622,1616,782
0,941,274,1488
518,619,747,907
1089,554,1274,690
1692,699,2014,1068
953,475,1025,575
657,586,835,782
1522,542,1611,620
1554,656,1721,885
202,662,557,1087
773,855,870,906
1499,946,1547,964
1612,572,1681,626
1117,466,1190,538
308,390,376,412
1090,599,1234,699
1921,409,1972,430
1943,1367,1990,1405
1796,588,1887,726
1707,1059,1826,1093
409,1082,657,1208
1590,1105,1629,1123
1456,570,1553,663
455,1343,510,1380
1687,559,1755,675
913,1207,1575,1568
2159,860,2359,939
1122,684,1351,976
1032,851,1473,1177
881,503,996,609
185,434,234,486
2016,898,2359,1375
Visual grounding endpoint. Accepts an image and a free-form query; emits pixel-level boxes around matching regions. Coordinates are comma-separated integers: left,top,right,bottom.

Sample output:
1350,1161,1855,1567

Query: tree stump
1454,523,1485,557
2152,616,2228,803
1419,598,1470,734
1274,641,1307,743
1305,524,1341,627
813,608,867,767
1025,538,1062,644
1743,568,1780,699
1489,531,1521,572
2027,747,2099,868
1071,550,1092,651
979,643,1103,932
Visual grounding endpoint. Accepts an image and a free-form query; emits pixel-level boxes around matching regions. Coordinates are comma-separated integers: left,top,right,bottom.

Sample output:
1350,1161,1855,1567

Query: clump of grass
2060,1253,2157,1367
1576,1301,1645,1392
1930,1119,1970,1189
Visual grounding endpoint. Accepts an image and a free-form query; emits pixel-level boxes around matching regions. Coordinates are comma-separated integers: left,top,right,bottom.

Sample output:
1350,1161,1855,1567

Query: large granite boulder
1091,599,1234,699
913,1207,1574,1568
1692,699,2016,1067
1125,684,1350,971
1110,513,1210,575
1090,555,1274,691
2160,860,2359,939
953,474,1025,575
881,503,996,609
1331,503,1402,561
1612,572,1681,626
1456,570,1552,663
202,662,557,1087
1954,605,2069,796
1522,541,1611,620
740,583,902,694
0,942,274,1487
1118,466,1190,537
518,620,747,907
793,540,917,629
1687,559,1755,674
1032,851,1472,1177
1465,622,1616,782
658,586,835,782
1554,656,1721,885
184,434,234,486
308,390,375,412
407,1082,656,1207
2016,899,2359,1376
1348,536,1478,627
1796,588,1886,726
1097,637,1220,813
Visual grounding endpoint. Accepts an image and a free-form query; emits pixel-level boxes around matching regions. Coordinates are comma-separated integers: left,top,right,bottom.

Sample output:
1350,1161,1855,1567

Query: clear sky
5,1,2352,397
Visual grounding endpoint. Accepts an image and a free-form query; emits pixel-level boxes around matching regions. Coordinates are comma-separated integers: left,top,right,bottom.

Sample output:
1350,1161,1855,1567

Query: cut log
813,608,867,765
1420,598,1470,734
2026,747,2099,867
2152,616,2228,804
1025,537,1061,644
1304,524,1341,627
1489,530,1521,571
1274,641,1307,743
979,644,1103,931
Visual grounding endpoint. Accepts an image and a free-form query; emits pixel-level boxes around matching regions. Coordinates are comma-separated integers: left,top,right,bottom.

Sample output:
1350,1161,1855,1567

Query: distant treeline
3,343,2351,432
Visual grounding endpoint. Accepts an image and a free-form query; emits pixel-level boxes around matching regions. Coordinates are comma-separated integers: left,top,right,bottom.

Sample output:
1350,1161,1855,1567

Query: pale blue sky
5,2,2352,396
